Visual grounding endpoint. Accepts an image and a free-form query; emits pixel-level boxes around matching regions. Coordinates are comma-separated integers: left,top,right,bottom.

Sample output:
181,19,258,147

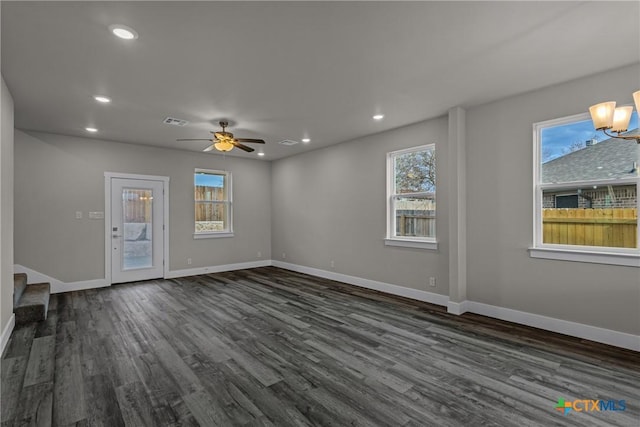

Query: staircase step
14,273,27,307
14,282,50,325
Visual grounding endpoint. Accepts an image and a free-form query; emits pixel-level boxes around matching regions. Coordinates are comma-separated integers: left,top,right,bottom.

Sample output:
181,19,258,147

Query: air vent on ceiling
278,139,299,146
163,117,189,126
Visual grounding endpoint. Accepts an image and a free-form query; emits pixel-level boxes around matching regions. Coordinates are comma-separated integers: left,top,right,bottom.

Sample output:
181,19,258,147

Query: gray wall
466,63,640,335
11,64,639,337
14,131,271,283
1,76,15,335
271,118,449,295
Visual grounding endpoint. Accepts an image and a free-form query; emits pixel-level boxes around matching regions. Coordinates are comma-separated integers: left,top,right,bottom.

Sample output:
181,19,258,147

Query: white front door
110,178,165,284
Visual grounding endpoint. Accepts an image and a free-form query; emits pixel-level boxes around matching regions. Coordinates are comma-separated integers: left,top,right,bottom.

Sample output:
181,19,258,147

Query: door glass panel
122,188,153,270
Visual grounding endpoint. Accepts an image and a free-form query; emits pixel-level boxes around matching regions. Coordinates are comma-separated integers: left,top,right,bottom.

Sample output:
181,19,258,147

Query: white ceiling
2,1,639,160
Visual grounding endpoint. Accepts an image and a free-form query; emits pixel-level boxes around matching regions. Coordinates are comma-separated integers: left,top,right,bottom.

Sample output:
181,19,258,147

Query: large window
386,144,436,249
194,169,232,238
532,112,639,266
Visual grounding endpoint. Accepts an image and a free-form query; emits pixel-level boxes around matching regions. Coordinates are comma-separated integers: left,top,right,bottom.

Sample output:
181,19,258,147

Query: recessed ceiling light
257,152,265,157
85,127,98,133
301,138,311,143
109,25,138,40
373,114,384,121
94,96,111,103
597,166,603,169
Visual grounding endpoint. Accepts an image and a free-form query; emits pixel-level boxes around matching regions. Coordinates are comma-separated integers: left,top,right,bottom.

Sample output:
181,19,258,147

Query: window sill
529,246,640,267
384,238,438,250
193,232,234,239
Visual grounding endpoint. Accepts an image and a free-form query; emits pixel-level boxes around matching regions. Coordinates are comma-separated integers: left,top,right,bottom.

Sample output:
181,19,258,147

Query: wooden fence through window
396,214,436,238
542,208,637,248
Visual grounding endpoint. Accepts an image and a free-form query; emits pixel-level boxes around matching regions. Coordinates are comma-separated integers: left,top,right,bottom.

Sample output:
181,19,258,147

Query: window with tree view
194,169,232,235
535,112,639,252
387,145,436,243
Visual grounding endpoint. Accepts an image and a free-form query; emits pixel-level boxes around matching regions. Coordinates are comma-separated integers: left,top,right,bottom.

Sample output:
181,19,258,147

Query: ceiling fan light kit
588,90,640,143
214,141,234,152
177,120,266,153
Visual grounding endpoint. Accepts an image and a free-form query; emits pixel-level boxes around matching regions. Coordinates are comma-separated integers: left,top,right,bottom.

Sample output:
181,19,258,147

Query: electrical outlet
282,252,286,259
257,251,262,258
429,277,436,287
330,260,335,268
187,258,192,265
75,211,83,219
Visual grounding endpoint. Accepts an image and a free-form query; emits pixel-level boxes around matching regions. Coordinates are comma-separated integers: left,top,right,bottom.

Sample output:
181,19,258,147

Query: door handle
112,234,122,238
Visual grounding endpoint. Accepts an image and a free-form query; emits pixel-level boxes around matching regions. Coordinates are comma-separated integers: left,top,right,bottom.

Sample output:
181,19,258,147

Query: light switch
89,211,105,219
75,211,83,219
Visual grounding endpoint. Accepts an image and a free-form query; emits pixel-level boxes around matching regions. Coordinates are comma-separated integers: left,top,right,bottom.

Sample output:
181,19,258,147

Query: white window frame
385,144,437,250
194,168,233,239
530,112,640,267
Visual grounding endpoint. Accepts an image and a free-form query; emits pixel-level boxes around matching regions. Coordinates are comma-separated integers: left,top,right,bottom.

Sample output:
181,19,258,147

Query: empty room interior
1,2,639,426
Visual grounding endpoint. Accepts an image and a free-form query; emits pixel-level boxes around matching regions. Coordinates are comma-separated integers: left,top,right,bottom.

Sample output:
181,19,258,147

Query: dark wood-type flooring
2,267,639,426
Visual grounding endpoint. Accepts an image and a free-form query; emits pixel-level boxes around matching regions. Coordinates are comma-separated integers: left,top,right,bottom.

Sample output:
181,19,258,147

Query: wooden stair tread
13,274,51,325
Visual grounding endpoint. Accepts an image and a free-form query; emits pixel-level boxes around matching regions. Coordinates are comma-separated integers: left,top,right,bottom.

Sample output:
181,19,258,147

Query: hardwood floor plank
1,356,28,424
180,323,231,363
225,343,284,388
11,381,53,427
131,352,199,426
185,352,268,424
3,324,36,359
23,336,55,387
219,360,312,427
52,352,86,426
53,322,86,426
83,374,125,427
34,307,58,339
150,339,203,395
183,389,234,426
115,381,159,427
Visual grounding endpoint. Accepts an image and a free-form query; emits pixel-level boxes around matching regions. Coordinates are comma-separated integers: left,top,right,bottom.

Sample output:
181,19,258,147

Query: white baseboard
166,260,272,279
447,300,469,315
464,300,640,352
1,314,15,356
14,264,109,294
272,260,449,307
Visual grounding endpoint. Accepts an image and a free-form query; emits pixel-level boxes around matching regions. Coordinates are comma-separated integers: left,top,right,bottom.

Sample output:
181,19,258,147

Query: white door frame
104,172,170,284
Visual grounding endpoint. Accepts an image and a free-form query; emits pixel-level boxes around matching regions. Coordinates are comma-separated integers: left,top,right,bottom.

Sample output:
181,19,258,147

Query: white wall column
447,106,467,314
1,75,16,352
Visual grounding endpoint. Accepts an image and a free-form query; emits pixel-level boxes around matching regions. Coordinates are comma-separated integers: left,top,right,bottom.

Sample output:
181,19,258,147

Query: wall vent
163,117,189,126
278,139,299,146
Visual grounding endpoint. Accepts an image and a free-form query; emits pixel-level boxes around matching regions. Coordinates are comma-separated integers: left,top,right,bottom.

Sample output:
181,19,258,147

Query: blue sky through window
541,112,638,163
195,172,224,187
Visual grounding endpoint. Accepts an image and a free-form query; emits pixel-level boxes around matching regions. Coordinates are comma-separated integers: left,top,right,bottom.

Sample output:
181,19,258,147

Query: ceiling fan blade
177,138,214,141
235,138,265,144
232,142,255,152
203,144,216,152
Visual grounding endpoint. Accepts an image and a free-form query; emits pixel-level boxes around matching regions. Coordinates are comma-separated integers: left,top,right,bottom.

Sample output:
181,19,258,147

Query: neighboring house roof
542,133,639,183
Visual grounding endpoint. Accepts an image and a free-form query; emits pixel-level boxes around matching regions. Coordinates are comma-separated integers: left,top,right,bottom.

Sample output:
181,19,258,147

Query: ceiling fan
177,121,266,153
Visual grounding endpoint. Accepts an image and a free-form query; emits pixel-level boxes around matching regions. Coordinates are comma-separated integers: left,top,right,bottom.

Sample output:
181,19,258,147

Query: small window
194,169,232,237
386,144,436,248
531,112,639,265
